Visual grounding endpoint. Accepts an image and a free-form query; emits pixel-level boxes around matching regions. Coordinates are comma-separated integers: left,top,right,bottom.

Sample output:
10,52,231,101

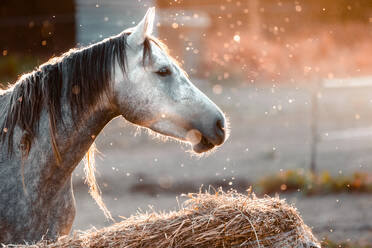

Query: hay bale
13,190,320,248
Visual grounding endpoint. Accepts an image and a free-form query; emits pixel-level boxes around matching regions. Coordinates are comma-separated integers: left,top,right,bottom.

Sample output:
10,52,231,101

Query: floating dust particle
72,85,80,95
171,22,179,29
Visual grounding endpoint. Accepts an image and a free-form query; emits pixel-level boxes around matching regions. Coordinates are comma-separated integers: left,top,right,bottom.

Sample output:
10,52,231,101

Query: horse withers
0,8,226,244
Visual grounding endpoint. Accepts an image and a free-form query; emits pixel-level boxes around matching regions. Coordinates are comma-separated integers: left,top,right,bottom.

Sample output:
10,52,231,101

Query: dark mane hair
0,32,157,155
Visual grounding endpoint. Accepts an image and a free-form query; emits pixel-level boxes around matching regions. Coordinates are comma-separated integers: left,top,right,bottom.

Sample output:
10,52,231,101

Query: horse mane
0,32,163,151
0,31,163,220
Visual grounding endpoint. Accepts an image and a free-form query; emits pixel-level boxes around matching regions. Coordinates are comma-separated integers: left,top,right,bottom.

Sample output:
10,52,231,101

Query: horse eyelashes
156,67,172,77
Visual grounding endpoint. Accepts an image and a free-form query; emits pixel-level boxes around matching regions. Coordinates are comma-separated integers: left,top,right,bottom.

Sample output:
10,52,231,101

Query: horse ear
127,7,155,47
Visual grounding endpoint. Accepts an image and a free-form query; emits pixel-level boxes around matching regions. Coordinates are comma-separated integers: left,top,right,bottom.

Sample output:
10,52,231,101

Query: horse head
113,8,227,153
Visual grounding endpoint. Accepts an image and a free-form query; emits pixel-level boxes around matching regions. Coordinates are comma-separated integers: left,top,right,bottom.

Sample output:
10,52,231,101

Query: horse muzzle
189,114,227,153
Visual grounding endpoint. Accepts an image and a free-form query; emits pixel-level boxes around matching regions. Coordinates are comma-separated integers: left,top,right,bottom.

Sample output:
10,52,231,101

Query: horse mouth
148,122,222,154
192,136,216,153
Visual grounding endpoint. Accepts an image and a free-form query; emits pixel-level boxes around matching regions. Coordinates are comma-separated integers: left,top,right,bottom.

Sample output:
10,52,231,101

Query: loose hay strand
83,143,113,221
238,209,261,248
9,189,320,248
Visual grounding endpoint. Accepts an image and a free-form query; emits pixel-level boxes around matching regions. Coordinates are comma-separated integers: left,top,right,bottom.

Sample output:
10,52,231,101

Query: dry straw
9,189,320,248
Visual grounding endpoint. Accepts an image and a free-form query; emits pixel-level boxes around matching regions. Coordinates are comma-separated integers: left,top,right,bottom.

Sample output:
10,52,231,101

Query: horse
0,8,226,244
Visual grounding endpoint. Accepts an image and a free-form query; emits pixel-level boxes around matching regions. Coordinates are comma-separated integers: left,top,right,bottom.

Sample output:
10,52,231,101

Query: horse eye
156,67,172,77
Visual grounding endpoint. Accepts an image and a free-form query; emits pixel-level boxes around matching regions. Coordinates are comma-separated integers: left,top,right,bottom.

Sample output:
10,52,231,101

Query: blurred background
1,0,371,247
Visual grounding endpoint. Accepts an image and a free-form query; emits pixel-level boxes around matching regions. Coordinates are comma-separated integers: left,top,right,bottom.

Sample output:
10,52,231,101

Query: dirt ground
71,79,372,245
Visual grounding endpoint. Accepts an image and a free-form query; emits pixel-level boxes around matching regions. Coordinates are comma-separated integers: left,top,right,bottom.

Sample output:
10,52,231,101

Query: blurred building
75,0,153,46
156,0,372,77
155,0,261,75
0,0,76,57
0,0,155,56
1,0,371,81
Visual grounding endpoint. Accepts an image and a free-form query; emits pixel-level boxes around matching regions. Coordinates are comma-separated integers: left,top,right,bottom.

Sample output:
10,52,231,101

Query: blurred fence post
310,78,321,174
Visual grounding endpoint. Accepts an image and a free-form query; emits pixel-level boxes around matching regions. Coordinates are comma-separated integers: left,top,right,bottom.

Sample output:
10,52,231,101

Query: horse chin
192,136,216,153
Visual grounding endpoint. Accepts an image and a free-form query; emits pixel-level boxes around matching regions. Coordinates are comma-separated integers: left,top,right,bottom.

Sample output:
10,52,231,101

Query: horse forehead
150,43,170,65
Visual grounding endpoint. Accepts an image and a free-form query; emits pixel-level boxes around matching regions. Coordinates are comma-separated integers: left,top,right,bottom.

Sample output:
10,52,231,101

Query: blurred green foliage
257,169,372,195
322,238,371,248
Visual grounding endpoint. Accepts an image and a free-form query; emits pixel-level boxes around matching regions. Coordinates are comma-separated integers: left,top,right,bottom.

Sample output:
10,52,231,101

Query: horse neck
29,93,118,195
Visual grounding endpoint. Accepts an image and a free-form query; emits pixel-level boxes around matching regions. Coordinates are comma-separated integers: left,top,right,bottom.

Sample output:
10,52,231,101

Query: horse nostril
216,119,224,132
215,118,226,145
